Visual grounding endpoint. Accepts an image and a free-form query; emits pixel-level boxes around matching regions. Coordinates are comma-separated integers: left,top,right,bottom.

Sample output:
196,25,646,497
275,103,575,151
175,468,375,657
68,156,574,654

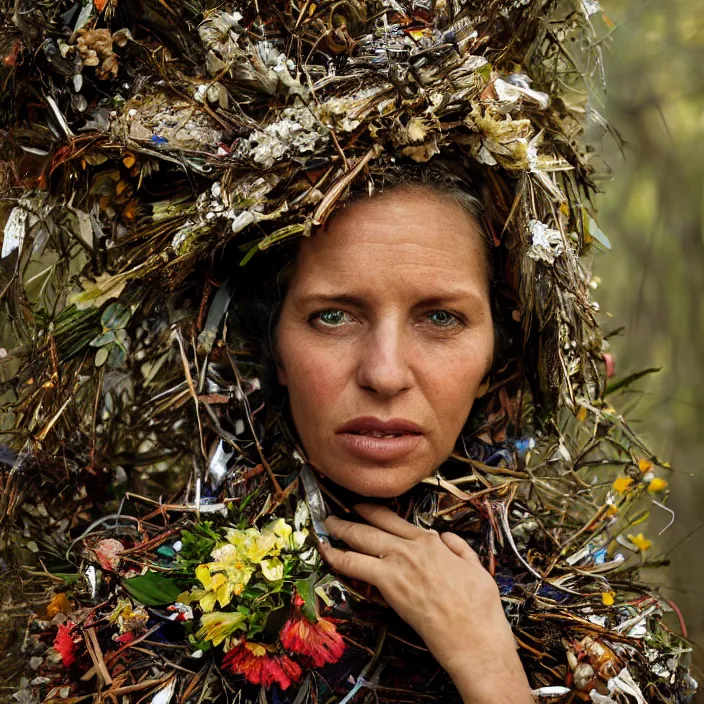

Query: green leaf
237,486,262,515
90,330,117,347
95,346,109,367
605,367,661,395
108,344,127,367
239,242,260,266
178,523,219,567
256,223,307,251
100,302,132,330
52,305,100,335
53,572,80,584
295,576,318,622
242,583,268,599
246,608,271,639
122,572,182,605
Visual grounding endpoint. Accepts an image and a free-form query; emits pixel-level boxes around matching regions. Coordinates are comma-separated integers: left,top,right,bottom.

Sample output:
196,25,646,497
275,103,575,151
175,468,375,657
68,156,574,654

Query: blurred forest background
595,0,704,692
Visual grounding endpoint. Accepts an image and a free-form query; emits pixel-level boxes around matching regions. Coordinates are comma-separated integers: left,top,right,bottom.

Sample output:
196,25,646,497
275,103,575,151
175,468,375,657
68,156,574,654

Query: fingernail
317,535,329,546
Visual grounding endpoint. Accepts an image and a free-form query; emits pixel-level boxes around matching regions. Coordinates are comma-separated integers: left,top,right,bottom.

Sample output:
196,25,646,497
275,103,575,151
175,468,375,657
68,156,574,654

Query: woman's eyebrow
294,293,367,308
413,292,487,307
294,290,488,308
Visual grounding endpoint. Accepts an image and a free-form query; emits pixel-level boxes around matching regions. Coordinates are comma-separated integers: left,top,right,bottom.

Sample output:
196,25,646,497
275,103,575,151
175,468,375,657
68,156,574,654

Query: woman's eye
426,310,462,328
310,309,351,327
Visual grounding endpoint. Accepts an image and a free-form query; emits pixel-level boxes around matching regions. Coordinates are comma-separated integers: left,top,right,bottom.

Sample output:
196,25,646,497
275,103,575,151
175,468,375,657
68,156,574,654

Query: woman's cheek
427,342,490,425
289,335,351,418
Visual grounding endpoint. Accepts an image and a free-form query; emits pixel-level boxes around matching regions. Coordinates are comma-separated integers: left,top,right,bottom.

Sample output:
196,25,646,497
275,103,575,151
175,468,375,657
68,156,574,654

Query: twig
83,627,113,687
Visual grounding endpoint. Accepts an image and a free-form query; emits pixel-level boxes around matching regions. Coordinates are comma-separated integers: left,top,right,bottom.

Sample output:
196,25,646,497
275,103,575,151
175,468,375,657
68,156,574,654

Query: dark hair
224,159,513,424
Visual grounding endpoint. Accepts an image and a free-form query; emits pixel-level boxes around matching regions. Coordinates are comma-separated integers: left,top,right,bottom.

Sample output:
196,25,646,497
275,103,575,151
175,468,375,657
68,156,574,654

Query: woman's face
275,186,494,498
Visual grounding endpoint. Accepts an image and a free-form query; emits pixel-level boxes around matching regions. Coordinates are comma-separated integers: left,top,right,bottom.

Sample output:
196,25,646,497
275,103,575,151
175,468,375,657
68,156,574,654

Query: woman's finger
317,540,382,584
325,515,401,557
440,532,481,564
354,503,425,539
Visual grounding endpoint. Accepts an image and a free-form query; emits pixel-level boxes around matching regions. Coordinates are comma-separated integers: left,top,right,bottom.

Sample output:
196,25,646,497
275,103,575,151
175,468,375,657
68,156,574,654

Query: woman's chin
317,464,428,499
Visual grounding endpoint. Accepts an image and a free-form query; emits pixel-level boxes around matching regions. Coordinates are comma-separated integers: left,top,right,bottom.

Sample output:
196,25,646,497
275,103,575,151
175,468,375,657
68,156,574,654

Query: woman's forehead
290,187,490,291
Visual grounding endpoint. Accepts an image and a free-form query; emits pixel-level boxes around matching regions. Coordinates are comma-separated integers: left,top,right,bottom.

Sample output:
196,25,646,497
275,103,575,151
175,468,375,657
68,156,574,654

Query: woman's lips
334,431,423,462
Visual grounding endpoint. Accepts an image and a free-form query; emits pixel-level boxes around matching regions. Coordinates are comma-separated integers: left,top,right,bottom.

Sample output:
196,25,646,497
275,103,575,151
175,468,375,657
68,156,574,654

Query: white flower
493,77,549,112
526,220,565,264
294,501,310,531
243,106,327,168
300,547,319,567
2,203,29,259
582,0,601,17
230,210,255,234
210,543,239,562
292,529,309,550
260,557,284,581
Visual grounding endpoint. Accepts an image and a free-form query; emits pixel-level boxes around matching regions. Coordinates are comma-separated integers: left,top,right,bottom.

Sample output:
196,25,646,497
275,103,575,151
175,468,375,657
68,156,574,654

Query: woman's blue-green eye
314,309,348,326
427,310,459,327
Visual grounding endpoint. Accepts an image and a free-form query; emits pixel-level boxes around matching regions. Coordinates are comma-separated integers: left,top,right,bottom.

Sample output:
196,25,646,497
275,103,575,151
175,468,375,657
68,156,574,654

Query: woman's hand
318,503,533,704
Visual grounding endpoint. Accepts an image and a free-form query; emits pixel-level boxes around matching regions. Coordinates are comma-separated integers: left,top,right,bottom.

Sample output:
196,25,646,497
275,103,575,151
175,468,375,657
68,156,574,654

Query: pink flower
222,641,302,690
93,538,124,571
54,622,81,667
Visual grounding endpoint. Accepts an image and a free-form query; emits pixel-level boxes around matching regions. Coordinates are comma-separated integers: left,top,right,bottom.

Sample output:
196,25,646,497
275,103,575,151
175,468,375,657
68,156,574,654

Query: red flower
114,631,135,644
280,612,345,668
54,622,81,667
222,641,302,690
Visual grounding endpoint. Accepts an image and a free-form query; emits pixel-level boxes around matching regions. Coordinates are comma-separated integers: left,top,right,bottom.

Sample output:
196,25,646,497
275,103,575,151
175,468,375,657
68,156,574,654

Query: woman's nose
356,319,413,397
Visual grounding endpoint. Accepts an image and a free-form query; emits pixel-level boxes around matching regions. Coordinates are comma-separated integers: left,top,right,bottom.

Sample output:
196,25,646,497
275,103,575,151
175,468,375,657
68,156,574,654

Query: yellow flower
189,518,302,619
628,533,652,552
196,611,247,647
46,593,72,618
222,520,295,566
260,557,284,582
107,597,149,633
647,477,668,493
255,518,292,558
251,533,282,561
225,527,263,559
612,476,634,494
264,518,292,541
191,565,231,612
243,641,270,657
210,546,254,584
191,544,255,612
191,561,254,612
106,598,131,624
176,590,192,605
224,526,284,563
601,591,615,606
638,458,653,473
